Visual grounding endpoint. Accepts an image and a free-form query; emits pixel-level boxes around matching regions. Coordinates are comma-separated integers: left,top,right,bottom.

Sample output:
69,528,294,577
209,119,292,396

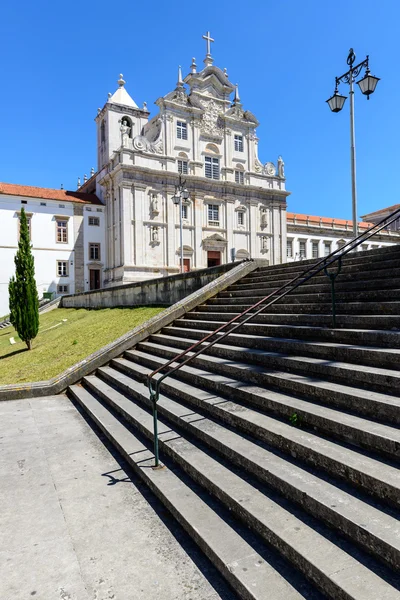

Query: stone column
133,184,147,266
249,200,258,258
121,184,133,266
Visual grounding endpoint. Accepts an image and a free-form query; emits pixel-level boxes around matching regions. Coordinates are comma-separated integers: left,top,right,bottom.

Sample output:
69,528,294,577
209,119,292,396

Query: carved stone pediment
202,233,227,249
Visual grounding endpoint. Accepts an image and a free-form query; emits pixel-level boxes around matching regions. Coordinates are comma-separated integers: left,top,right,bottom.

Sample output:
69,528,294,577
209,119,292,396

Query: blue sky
1,0,398,220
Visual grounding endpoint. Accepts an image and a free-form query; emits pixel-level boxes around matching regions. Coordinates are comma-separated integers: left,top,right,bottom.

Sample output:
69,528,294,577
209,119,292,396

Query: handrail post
149,386,160,468
324,257,342,329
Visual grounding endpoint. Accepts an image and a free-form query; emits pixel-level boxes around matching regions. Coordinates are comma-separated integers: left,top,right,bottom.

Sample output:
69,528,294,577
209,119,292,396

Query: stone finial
143,101,147,111
190,57,197,74
60,183,64,190
233,84,241,104
177,65,184,88
90,167,95,176
84,174,88,183
224,67,229,78
97,108,101,114
77,177,81,189
107,92,112,99
118,73,125,87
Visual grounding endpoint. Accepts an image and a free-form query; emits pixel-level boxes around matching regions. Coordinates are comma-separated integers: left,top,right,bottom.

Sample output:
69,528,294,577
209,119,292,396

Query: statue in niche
152,226,159,242
261,210,268,227
120,119,131,147
151,194,159,214
261,236,268,250
277,155,285,178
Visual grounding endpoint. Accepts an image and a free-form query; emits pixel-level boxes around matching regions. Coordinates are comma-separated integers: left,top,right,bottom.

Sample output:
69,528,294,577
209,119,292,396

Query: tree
8,207,39,350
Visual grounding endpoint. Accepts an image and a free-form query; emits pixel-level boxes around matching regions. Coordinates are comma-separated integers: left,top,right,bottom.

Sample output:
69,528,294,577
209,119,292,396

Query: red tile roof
0,182,102,205
361,204,400,219
286,212,373,229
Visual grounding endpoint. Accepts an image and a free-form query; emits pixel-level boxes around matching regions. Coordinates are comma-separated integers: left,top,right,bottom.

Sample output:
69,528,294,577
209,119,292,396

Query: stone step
196,302,400,316
68,384,312,600
90,368,400,571
148,334,400,396
238,265,400,286
105,359,400,509
161,326,400,369
229,276,400,295
173,319,400,348
217,289,400,303
252,252,400,278
71,379,400,600
258,245,400,270
123,348,400,455
185,311,400,330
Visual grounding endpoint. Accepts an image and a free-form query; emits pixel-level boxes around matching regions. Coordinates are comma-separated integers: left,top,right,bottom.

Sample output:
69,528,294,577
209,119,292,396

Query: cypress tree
8,207,39,350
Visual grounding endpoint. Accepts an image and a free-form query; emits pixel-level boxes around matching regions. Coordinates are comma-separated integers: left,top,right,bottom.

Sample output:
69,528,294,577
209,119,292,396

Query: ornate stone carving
200,99,224,137
264,162,276,176
254,158,263,173
132,135,163,154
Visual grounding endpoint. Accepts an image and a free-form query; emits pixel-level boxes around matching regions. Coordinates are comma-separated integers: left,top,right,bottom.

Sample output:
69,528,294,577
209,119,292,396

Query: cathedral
1,33,398,317
80,31,289,285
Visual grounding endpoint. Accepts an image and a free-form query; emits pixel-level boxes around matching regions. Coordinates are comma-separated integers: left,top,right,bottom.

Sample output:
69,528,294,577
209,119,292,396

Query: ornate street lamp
326,49,380,239
172,175,190,273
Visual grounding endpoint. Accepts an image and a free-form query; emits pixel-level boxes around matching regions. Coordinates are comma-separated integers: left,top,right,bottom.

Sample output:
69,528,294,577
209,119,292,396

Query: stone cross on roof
202,31,214,66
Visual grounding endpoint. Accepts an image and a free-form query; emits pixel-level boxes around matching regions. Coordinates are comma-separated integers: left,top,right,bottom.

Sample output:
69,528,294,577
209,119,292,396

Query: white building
286,212,400,262
80,32,290,285
0,183,105,317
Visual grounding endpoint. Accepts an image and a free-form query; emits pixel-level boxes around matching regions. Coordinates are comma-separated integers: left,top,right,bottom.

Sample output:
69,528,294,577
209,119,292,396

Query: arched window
100,120,106,143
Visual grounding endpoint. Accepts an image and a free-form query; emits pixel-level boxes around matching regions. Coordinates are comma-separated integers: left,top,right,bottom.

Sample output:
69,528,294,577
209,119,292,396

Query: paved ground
0,395,236,600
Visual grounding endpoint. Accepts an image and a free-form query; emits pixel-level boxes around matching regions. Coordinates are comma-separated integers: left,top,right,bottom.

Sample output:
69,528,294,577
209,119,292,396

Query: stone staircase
69,245,400,600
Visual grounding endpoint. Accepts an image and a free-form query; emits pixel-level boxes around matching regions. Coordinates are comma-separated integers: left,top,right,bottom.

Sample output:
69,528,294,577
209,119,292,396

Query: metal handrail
147,206,400,466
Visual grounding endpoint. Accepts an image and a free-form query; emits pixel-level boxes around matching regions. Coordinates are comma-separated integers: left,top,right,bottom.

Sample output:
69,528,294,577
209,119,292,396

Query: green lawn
0,306,165,385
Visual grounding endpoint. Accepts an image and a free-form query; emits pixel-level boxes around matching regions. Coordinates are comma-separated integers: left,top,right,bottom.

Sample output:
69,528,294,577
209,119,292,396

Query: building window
205,156,220,180
324,242,331,256
57,261,68,277
56,219,68,243
299,240,306,258
312,241,319,258
235,170,244,184
89,243,101,261
88,216,100,226
361,244,369,251
287,240,293,258
208,204,220,226
177,121,187,140
237,211,244,226
234,135,243,152
178,159,188,175
57,284,69,294
181,204,188,220
101,120,105,143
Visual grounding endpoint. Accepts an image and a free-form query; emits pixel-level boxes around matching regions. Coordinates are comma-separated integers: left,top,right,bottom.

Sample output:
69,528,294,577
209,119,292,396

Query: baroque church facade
81,33,289,285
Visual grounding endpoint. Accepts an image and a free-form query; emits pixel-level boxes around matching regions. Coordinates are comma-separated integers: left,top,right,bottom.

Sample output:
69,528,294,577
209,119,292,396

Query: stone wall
61,262,247,309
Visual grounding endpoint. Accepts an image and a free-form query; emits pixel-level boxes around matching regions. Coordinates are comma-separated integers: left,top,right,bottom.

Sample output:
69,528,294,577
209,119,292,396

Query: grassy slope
0,307,164,385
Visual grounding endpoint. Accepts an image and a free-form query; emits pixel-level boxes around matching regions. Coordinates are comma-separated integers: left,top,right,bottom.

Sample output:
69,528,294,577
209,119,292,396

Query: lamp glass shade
357,73,380,97
326,93,347,113
181,188,190,200
172,195,180,205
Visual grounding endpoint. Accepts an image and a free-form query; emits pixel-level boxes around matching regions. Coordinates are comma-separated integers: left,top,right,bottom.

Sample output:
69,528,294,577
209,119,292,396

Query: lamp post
326,48,380,240
172,175,190,273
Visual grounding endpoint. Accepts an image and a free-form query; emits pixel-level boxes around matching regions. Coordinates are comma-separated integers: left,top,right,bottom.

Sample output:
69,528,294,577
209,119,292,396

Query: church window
177,121,187,140
89,243,101,261
57,261,68,277
324,241,331,256
235,170,244,184
312,241,319,258
208,204,220,226
178,160,188,175
57,284,69,294
205,156,220,180
56,220,68,243
101,120,105,143
287,240,293,258
88,216,100,226
299,240,306,258
237,211,244,226
234,135,243,152
182,204,188,220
